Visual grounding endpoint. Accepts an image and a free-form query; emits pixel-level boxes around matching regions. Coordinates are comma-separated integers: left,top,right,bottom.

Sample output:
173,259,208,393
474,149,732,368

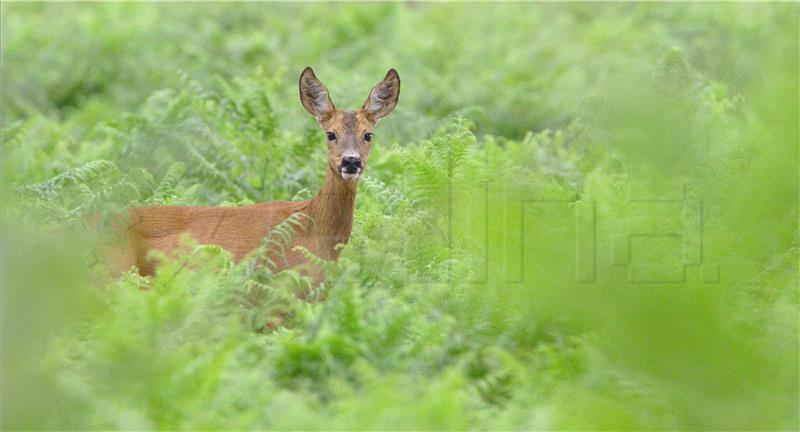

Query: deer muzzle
340,156,362,179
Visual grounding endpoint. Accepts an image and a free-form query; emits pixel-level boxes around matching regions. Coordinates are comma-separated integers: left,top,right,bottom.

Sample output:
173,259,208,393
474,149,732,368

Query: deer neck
306,166,359,247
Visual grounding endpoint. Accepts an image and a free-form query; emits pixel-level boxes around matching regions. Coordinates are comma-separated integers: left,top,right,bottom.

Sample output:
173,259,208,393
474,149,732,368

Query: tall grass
2,2,798,430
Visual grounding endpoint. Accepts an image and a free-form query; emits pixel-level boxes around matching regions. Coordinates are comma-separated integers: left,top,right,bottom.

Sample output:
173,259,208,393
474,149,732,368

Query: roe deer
108,68,400,281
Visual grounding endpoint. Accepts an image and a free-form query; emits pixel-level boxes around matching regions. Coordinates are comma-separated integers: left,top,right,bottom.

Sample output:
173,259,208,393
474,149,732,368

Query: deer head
299,67,400,181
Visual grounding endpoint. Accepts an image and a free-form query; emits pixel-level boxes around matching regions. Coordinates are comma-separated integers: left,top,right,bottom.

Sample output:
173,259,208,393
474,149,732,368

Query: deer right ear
299,67,335,122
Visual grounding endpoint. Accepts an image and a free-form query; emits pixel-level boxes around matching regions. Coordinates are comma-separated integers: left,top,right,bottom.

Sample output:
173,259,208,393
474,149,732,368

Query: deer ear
299,67,335,122
362,69,400,122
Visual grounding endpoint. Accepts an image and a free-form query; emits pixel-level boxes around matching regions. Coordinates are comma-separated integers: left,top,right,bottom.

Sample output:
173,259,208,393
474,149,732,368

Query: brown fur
108,68,400,281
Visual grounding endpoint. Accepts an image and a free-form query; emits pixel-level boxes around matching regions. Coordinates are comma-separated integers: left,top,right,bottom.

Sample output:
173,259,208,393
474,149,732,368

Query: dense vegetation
2,3,798,430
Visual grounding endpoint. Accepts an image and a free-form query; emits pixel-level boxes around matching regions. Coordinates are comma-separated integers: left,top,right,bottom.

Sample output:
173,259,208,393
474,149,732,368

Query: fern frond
291,245,330,270
362,176,414,215
25,160,119,197
239,211,314,275
147,162,186,204
291,188,312,201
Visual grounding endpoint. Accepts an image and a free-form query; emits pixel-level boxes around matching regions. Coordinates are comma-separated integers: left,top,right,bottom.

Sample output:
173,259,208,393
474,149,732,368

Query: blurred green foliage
2,2,798,430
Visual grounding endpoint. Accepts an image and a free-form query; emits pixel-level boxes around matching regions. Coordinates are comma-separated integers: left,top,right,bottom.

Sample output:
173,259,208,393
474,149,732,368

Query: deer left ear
362,69,400,122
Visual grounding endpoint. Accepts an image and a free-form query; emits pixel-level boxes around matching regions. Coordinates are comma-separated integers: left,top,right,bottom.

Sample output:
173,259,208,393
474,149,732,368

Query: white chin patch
341,170,360,180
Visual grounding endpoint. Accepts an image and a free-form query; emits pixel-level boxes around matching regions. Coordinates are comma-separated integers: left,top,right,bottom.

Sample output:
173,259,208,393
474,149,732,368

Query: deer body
110,68,399,279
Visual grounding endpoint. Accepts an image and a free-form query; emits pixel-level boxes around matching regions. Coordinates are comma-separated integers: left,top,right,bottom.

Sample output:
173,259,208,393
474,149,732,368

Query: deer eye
326,132,337,141
364,132,373,142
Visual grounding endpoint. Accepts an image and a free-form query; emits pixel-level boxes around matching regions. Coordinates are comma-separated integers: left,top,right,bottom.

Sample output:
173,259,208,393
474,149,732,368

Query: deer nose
341,156,362,173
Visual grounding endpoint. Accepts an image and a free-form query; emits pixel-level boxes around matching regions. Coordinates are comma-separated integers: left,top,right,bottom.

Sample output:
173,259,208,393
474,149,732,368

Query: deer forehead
324,111,372,134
